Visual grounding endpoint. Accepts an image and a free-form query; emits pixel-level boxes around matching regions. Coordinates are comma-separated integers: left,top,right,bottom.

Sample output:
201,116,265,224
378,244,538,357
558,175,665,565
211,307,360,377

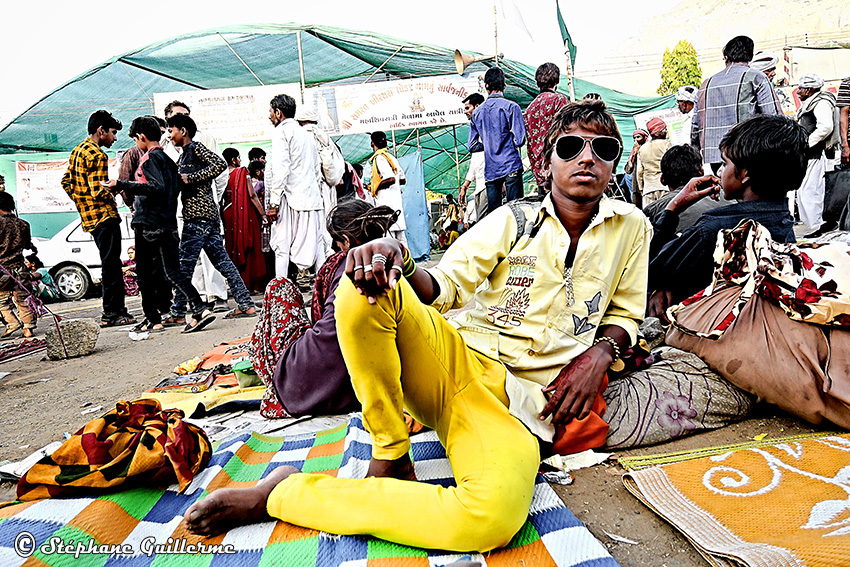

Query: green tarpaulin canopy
0,23,675,193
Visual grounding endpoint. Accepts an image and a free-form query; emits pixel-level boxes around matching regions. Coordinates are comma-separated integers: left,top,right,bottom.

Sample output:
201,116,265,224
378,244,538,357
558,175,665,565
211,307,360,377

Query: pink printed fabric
248,278,311,418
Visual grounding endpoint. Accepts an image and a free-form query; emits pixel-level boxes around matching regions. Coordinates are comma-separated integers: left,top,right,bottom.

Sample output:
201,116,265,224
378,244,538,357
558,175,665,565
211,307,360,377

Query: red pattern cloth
249,252,349,418
222,167,268,291
311,251,346,323
524,91,569,188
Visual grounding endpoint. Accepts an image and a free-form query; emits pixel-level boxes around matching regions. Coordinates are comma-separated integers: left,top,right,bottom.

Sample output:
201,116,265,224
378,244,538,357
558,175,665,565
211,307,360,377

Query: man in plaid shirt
691,36,782,171
61,110,136,327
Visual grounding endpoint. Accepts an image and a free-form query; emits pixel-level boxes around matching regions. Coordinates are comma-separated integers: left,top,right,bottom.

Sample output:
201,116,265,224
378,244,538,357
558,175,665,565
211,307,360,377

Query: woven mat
0,338,46,364
0,415,619,567
624,434,850,567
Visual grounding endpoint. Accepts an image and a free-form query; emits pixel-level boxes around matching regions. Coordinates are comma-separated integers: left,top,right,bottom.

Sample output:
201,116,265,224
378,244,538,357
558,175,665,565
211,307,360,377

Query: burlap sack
666,285,850,428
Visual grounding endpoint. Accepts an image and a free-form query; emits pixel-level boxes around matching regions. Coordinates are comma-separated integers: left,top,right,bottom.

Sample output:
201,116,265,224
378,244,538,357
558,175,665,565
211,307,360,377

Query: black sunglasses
555,135,622,163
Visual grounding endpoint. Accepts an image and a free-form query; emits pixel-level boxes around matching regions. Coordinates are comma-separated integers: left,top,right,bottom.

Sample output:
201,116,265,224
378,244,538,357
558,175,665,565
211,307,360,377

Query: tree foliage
657,40,702,95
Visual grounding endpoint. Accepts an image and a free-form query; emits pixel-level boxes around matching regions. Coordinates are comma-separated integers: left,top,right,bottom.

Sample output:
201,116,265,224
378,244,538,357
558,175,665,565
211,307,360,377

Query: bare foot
366,454,417,481
22,329,34,338
183,465,298,536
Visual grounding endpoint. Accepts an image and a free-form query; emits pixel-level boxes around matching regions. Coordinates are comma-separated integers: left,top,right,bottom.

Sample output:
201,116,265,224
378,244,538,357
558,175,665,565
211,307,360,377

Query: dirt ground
0,289,825,566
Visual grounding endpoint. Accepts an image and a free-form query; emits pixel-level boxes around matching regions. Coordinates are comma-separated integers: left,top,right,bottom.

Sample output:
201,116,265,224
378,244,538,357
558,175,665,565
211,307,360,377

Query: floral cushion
603,346,754,449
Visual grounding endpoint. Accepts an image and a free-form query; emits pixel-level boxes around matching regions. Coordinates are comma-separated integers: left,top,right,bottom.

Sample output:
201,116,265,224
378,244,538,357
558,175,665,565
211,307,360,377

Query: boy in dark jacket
165,113,256,321
103,116,214,333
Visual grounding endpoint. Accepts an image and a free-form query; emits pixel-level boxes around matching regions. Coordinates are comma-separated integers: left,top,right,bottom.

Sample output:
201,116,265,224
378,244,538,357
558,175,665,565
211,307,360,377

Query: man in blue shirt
468,67,526,214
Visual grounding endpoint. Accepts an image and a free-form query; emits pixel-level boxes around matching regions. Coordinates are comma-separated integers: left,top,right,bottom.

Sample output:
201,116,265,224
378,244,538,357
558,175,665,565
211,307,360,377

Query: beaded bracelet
592,336,621,365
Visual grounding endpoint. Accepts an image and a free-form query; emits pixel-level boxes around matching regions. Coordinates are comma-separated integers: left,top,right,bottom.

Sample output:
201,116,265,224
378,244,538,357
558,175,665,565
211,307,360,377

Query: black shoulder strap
506,196,545,250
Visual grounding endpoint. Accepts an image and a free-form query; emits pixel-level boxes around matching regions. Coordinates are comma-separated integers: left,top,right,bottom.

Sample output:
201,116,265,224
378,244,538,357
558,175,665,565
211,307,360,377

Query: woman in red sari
221,148,269,292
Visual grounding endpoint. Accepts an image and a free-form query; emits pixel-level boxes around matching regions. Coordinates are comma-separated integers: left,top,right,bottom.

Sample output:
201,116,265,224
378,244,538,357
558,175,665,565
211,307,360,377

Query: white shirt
268,118,323,211
798,96,835,148
465,151,486,196
374,152,406,231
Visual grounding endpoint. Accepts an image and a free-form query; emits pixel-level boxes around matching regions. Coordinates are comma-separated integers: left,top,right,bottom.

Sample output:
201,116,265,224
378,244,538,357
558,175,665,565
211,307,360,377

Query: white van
31,214,135,301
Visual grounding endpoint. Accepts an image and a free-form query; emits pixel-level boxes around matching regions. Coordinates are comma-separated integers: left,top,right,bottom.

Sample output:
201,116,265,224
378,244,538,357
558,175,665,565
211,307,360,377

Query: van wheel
54,265,90,301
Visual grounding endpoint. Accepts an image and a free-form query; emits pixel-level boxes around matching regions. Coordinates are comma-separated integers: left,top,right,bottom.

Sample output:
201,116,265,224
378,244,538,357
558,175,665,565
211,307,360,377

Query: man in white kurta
795,73,837,234
266,94,326,279
295,106,337,257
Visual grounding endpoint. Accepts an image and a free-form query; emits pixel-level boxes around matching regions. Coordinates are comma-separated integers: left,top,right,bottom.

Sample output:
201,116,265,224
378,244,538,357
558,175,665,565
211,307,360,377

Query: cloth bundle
670,218,850,335
16,398,211,500
666,220,850,428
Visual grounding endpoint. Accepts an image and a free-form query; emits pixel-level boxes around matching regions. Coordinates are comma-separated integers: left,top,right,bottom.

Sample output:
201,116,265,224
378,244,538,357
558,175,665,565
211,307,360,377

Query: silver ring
389,265,403,272
371,253,388,265
363,264,373,273
354,265,364,271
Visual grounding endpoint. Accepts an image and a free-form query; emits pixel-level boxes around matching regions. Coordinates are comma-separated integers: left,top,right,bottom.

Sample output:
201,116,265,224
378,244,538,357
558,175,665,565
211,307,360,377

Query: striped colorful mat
0,415,619,566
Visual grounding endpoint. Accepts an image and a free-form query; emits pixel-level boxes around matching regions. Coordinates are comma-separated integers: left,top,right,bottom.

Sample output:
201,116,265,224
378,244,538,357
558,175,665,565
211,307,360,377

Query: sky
0,0,683,127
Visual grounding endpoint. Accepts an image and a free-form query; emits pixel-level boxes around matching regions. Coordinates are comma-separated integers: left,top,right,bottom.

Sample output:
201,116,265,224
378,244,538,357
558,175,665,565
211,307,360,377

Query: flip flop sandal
102,315,138,328
223,308,257,319
161,313,186,327
132,319,165,333
1,325,22,340
182,312,216,334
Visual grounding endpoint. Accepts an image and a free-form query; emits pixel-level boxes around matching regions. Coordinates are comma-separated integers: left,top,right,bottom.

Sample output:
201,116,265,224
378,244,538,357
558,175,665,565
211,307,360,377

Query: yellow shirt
426,194,652,439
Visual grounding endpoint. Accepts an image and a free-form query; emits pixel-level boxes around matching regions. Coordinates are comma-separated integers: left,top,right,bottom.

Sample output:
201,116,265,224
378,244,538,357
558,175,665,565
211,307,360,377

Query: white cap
751,51,779,72
675,85,698,103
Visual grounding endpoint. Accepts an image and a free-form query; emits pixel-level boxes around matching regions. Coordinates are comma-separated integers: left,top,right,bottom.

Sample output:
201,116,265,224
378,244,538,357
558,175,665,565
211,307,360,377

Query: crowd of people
0,95,402,338
180,34,850,553
1,31,849,556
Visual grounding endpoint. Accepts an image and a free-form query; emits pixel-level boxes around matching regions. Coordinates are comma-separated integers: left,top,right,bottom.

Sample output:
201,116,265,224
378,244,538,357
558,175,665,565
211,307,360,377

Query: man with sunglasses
184,99,650,555
468,67,526,214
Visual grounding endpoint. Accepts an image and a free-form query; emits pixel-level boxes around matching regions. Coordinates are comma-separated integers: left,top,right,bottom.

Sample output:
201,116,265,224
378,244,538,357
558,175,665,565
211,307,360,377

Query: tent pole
399,129,418,147
297,31,307,102
117,59,207,90
453,125,461,192
217,32,264,86
362,45,406,84
424,129,457,160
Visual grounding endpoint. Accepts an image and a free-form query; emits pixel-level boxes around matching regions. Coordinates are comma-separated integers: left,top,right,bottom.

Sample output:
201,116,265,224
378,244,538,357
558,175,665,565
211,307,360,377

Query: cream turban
751,51,779,73
675,85,698,103
798,73,824,89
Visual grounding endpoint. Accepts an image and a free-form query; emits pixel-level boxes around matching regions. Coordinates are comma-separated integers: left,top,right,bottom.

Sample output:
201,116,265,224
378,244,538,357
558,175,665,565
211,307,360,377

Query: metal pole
391,130,397,157
453,125,461,192
362,45,405,84
297,31,306,103
217,32,264,86
494,2,499,63
565,50,576,102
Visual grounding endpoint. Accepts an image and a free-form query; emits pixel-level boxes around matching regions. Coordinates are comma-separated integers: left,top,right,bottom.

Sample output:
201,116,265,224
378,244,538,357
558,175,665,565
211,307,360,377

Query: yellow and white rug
624,434,850,567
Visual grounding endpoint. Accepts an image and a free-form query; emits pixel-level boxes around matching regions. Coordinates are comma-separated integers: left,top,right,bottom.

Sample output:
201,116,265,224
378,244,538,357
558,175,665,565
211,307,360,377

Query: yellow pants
267,277,540,552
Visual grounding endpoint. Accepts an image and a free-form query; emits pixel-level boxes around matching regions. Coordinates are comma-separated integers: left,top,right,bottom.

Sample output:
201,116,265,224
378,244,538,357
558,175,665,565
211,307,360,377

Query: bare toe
183,465,299,535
